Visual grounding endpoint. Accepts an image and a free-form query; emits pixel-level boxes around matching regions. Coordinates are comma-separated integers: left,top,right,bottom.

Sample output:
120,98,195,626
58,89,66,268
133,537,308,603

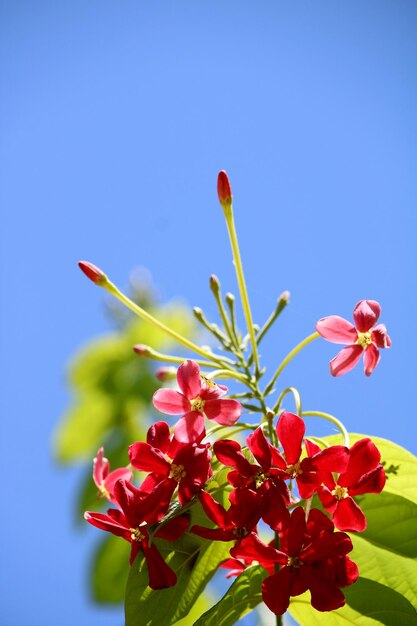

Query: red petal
316,316,357,344
128,442,170,475
214,440,253,477
349,465,386,496
229,488,262,531
353,300,381,332
152,389,190,415
230,532,286,564
330,344,363,377
333,497,367,532
155,515,189,541
204,399,241,425
305,567,347,611
286,507,307,557
146,421,171,452
340,438,381,486
363,343,380,376
317,486,337,514
104,467,133,498
262,568,292,616
84,510,130,540
247,427,272,471
309,445,350,473
177,360,202,398
173,411,205,443
198,490,229,527
276,412,305,465
142,541,177,589
190,526,235,541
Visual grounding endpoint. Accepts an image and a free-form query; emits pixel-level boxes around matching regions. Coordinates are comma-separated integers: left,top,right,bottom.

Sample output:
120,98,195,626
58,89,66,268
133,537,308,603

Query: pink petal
173,411,205,443
315,316,357,344
152,388,190,415
104,467,133,497
353,300,381,332
363,343,380,376
333,497,367,532
204,398,241,425
177,360,202,398
93,447,109,487
330,344,363,377
371,324,392,348
276,411,305,465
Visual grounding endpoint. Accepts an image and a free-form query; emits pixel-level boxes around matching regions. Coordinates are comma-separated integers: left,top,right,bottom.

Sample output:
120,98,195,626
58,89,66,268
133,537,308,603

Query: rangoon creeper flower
93,447,133,507
317,437,386,531
232,507,358,615
128,421,212,505
316,300,391,376
84,479,188,589
152,360,241,443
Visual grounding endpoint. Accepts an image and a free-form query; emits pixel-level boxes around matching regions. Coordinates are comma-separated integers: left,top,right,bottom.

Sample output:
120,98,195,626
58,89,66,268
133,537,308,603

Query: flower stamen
331,485,349,500
169,463,187,481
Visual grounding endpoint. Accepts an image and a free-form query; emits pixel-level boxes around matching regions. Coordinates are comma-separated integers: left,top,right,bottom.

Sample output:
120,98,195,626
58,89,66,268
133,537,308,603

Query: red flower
214,429,290,530
233,507,358,615
152,360,241,443
191,488,263,545
317,438,386,531
275,412,350,499
316,300,391,376
93,447,133,507
84,479,188,589
128,421,212,505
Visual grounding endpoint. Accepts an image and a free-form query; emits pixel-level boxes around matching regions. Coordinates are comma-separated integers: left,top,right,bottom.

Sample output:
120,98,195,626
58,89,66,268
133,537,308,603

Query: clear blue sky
1,1,416,625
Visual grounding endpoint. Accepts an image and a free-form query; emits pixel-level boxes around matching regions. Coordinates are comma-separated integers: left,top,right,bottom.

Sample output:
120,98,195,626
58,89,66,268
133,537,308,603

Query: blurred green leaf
193,565,267,626
92,534,130,603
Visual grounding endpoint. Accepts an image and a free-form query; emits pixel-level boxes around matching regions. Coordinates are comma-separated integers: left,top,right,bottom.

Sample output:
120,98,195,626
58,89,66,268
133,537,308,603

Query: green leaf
193,565,267,626
289,578,417,626
125,531,232,626
351,535,417,609
92,535,130,603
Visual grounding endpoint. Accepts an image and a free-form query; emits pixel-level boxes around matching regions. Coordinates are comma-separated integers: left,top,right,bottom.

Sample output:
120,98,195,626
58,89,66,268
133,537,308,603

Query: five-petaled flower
317,438,386,531
316,300,391,376
84,479,188,589
128,421,212,505
152,360,241,443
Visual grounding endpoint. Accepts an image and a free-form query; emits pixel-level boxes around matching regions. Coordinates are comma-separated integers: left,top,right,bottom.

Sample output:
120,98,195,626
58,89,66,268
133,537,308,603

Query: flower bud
155,366,177,382
133,344,152,357
78,260,107,286
209,274,221,296
217,170,233,211
193,307,204,321
225,292,235,306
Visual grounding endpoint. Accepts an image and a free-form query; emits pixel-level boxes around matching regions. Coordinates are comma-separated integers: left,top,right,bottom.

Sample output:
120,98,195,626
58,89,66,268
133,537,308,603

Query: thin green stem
272,386,302,415
264,332,320,395
135,346,223,369
205,368,249,384
224,209,260,373
105,280,235,368
302,410,350,447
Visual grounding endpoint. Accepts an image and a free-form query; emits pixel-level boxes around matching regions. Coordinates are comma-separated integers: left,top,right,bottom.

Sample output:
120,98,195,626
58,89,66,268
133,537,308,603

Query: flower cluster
79,169,391,621
84,360,386,614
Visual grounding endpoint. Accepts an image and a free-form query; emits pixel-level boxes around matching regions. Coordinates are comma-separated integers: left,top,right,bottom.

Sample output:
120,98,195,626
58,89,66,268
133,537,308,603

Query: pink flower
93,447,133,507
152,360,241,443
316,300,391,376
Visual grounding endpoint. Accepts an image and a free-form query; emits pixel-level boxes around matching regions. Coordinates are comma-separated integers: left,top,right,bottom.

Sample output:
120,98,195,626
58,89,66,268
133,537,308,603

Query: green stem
136,347,222,369
302,410,350,447
224,209,260,373
264,332,320,395
105,280,235,368
205,368,249,384
272,386,302,415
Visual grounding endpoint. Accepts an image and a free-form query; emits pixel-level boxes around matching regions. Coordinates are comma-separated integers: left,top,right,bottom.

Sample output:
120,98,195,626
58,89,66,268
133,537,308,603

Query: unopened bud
193,307,204,321
217,170,233,211
133,344,152,357
155,366,177,382
279,290,290,305
225,292,235,305
78,260,107,286
209,274,221,295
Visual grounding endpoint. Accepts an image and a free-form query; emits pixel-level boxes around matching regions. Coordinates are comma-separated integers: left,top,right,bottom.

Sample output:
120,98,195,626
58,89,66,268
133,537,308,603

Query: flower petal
93,447,109,487
173,411,205,443
128,442,170,475
262,568,292,616
348,465,386,496
177,360,202,398
330,344,363,377
340,438,381,486
371,323,392,348
142,541,177,589
197,490,229,527
363,343,380,376
104,467,133,497
316,316,357,344
276,411,305,465
146,421,171,452
204,399,241,425
306,566,347,612
333,497,367,532
152,389,190,415
247,427,272,471
353,300,381,332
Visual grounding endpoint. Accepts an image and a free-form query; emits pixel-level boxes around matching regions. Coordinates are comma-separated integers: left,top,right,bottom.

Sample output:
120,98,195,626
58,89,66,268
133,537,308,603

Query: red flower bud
217,170,233,209
133,344,152,356
155,366,177,382
78,260,107,286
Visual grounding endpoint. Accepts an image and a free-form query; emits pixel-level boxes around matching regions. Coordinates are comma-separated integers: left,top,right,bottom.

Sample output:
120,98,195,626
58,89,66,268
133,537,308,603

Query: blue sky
1,1,416,624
